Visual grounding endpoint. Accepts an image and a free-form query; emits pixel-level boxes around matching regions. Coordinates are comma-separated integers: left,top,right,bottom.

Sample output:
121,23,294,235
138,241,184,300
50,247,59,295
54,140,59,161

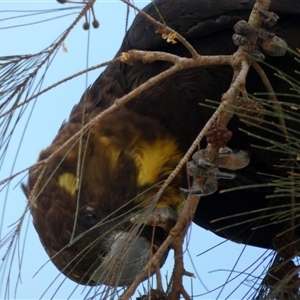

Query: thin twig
0,59,117,120
121,0,199,58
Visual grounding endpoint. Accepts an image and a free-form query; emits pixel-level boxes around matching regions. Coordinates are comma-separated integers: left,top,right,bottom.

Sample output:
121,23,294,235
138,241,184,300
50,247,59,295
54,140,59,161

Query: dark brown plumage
23,0,300,287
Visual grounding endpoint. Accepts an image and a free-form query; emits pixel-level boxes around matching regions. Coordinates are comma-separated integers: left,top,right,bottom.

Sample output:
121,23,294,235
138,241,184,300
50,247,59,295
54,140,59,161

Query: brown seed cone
206,122,232,148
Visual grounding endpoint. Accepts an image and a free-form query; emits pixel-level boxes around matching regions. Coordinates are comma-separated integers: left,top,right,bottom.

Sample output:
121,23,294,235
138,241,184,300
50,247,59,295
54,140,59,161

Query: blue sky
0,1,272,299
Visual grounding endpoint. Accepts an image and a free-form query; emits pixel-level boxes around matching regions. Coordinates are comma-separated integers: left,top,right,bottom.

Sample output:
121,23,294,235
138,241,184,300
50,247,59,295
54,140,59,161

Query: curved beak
91,231,167,286
90,206,177,286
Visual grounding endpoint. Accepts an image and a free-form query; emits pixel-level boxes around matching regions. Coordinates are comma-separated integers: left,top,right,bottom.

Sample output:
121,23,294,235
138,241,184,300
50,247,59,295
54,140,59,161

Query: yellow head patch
132,138,182,187
58,173,78,195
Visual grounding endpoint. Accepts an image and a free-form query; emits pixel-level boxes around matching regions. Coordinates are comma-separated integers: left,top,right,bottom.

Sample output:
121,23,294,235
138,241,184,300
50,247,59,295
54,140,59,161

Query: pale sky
0,1,271,299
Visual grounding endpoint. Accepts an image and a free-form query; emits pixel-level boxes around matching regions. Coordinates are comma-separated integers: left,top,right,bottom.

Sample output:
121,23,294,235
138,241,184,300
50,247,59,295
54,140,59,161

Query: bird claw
182,147,250,196
192,147,249,172
259,36,287,57
186,160,236,180
258,9,279,28
180,178,218,196
234,20,275,40
247,49,266,60
212,147,250,170
233,19,287,57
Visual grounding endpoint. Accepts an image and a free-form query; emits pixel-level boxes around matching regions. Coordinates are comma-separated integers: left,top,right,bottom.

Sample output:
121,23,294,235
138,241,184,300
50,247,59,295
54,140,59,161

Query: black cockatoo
22,0,300,287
